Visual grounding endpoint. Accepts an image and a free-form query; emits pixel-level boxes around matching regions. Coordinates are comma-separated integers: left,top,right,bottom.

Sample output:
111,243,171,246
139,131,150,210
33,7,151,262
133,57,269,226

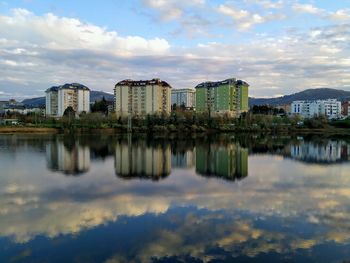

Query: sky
0,0,350,100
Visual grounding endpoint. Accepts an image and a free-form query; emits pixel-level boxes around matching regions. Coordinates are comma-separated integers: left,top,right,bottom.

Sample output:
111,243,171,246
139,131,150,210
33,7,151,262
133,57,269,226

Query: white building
171,88,196,109
291,99,341,119
46,83,90,117
114,79,172,117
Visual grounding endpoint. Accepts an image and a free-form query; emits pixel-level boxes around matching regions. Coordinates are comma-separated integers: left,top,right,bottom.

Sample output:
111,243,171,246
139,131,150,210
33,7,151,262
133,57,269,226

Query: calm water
1,134,350,263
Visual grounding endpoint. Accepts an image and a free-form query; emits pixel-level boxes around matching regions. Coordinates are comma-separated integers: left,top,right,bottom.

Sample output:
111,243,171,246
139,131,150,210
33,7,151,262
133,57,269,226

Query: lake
0,134,350,263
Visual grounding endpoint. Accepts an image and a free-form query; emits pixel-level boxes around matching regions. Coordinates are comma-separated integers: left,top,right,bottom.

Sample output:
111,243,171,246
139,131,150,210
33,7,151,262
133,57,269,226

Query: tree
63,106,75,118
91,97,108,115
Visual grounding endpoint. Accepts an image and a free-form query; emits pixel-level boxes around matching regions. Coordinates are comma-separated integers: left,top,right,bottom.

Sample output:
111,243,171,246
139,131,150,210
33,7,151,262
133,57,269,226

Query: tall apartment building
114,78,172,117
46,83,90,117
171,88,196,109
291,99,341,119
195,78,249,117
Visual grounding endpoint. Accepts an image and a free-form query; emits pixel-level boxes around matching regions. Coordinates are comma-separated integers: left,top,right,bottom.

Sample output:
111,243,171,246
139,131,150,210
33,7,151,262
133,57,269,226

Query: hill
249,88,350,106
22,91,114,107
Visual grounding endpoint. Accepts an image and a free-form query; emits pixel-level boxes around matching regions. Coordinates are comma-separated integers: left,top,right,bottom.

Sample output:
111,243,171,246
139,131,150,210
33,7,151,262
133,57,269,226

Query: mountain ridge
249,88,350,106
22,90,114,107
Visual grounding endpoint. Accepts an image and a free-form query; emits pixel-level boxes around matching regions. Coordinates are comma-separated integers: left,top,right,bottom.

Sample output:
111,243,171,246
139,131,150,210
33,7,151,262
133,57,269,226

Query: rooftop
116,78,172,88
195,78,249,89
46,83,90,93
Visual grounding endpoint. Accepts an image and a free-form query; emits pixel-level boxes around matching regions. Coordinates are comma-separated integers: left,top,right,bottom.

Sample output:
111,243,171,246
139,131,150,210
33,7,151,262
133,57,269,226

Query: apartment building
46,83,90,117
171,88,196,109
195,78,249,117
291,99,341,119
114,78,172,117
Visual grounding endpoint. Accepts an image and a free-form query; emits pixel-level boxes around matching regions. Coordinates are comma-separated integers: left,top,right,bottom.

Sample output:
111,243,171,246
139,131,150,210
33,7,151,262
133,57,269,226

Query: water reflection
1,134,350,262
46,138,90,175
290,139,350,164
114,139,171,180
196,142,248,180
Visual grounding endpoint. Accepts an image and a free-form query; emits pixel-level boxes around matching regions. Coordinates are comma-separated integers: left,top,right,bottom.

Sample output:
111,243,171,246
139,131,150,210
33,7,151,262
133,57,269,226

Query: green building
195,78,249,117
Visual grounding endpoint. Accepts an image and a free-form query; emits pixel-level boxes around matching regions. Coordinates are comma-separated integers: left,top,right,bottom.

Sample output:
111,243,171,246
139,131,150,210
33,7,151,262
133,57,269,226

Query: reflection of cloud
1,136,350,261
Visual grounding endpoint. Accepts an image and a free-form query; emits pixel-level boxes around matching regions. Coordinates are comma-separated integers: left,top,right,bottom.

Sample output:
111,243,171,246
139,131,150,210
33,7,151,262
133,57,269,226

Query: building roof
171,88,196,93
115,78,172,88
46,83,90,93
195,78,249,89
61,83,90,91
45,86,60,93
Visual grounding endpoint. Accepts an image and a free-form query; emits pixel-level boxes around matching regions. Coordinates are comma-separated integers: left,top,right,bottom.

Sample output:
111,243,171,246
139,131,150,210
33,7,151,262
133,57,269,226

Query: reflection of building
171,88,196,109
46,139,90,175
290,140,348,163
115,141,171,180
196,143,248,181
291,99,341,119
171,150,195,168
195,78,249,117
114,79,172,117
46,83,90,117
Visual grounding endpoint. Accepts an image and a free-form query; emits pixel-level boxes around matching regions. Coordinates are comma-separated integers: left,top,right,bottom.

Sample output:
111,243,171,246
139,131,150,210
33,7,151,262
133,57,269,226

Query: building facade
341,101,349,117
195,78,249,117
171,88,196,109
114,79,172,117
291,99,341,119
46,83,90,117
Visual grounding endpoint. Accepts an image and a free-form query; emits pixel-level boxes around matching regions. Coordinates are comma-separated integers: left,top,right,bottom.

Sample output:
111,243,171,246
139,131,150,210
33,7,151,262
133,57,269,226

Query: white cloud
217,4,285,31
0,7,350,100
328,9,350,21
143,0,205,21
292,3,324,15
0,8,170,56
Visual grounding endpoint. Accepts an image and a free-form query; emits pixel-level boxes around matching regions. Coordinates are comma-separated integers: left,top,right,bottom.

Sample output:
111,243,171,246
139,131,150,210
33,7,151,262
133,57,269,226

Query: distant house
341,101,350,117
171,88,196,110
291,99,341,119
0,119,19,125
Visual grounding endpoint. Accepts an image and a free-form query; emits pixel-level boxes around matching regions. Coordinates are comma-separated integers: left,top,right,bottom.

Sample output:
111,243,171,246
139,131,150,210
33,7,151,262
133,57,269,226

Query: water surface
1,134,350,263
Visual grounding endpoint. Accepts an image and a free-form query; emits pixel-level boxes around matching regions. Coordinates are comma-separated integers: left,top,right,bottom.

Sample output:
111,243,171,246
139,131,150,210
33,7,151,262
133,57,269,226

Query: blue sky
0,0,350,99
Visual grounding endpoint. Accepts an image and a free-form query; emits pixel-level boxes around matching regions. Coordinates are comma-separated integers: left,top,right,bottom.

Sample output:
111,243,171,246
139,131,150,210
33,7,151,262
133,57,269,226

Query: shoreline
0,126,349,136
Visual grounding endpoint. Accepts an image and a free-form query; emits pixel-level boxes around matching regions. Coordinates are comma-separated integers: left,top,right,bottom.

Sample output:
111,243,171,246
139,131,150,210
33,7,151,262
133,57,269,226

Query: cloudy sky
0,0,350,100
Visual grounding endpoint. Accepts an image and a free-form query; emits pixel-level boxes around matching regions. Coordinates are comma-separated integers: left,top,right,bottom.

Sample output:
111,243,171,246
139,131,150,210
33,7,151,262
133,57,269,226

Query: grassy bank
0,125,349,136
0,127,59,134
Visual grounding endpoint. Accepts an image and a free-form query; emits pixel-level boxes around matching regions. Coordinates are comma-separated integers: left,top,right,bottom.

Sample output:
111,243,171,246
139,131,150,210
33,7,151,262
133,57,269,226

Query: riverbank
0,127,59,134
0,126,349,136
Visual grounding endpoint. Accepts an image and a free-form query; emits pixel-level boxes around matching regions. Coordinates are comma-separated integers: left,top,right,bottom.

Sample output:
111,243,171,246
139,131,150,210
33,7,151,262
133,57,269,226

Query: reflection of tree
196,141,248,181
115,139,171,181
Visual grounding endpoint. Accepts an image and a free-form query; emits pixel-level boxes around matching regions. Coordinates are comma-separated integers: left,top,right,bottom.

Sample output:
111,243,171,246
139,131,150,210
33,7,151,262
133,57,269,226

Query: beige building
114,78,172,117
46,83,90,117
